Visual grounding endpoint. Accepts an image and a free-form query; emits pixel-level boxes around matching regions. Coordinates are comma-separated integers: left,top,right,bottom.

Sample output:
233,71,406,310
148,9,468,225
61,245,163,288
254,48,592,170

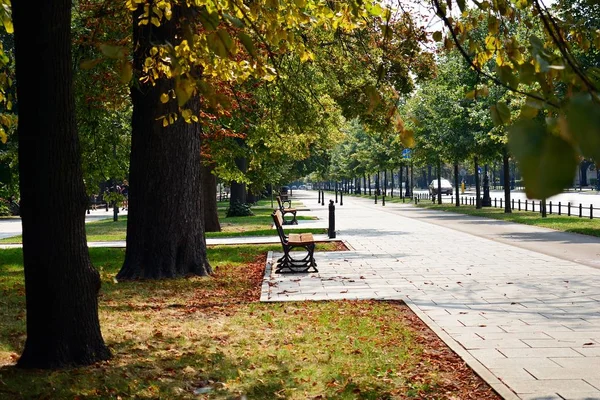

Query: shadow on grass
0,337,293,399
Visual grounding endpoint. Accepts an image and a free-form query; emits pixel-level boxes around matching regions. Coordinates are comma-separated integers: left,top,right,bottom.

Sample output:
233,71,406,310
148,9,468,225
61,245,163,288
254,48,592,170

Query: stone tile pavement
261,191,600,400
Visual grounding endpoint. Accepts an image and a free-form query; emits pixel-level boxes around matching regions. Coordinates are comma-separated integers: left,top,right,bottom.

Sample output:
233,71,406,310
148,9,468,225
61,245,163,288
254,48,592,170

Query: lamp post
482,164,492,207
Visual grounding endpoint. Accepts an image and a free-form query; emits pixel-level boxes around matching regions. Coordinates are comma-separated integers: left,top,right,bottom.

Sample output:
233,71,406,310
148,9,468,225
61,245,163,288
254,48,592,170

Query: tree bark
13,0,110,368
503,148,512,213
118,4,210,280
230,156,247,205
201,162,221,232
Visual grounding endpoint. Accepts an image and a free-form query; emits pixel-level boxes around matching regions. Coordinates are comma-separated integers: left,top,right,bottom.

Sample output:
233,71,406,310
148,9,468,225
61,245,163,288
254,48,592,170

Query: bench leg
276,244,318,273
282,211,298,225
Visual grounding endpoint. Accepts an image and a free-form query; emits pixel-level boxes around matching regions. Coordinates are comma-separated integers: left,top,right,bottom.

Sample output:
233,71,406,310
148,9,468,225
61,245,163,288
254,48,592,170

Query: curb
403,297,520,400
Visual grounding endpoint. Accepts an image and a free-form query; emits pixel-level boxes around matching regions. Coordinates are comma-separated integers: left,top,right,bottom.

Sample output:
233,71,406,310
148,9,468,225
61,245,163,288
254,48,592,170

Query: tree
429,0,597,199
117,4,210,280
13,0,110,368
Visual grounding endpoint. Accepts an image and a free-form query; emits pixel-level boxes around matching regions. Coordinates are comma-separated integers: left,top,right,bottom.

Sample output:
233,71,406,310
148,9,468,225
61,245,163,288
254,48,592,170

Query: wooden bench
278,193,292,208
276,196,297,225
271,210,317,273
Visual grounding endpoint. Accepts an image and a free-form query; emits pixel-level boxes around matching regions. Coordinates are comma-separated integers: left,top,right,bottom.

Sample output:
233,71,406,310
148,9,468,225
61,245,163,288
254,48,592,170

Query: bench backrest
271,210,287,243
276,196,286,211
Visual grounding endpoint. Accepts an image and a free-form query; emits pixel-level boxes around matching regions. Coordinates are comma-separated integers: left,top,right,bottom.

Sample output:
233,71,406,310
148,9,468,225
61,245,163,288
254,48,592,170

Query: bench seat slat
288,232,314,245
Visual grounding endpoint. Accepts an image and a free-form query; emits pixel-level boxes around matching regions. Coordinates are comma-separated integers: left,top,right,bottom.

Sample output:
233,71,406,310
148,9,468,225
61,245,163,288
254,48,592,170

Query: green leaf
526,95,544,109
217,29,234,54
222,13,244,28
518,63,535,84
207,32,227,57
490,102,511,126
433,31,443,42
566,94,600,162
519,104,538,119
496,65,519,88
509,120,578,199
238,32,256,58
99,44,127,59
198,9,220,31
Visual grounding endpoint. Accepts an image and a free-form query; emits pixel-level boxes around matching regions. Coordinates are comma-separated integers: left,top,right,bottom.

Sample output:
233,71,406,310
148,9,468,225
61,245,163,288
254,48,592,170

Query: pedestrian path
262,191,600,400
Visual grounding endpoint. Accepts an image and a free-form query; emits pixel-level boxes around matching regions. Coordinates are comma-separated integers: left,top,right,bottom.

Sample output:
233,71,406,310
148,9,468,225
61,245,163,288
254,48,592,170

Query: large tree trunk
118,5,210,280
201,162,221,232
13,0,110,368
230,156,247,205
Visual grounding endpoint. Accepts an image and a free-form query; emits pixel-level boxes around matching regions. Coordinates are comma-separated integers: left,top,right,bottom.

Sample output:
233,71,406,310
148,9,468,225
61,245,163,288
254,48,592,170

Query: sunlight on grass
0,243,487,400
0,203,320,244
417,202,600,237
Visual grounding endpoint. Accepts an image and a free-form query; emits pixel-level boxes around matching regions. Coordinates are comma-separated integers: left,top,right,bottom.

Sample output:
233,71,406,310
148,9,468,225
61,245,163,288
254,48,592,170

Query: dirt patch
330,240,349,251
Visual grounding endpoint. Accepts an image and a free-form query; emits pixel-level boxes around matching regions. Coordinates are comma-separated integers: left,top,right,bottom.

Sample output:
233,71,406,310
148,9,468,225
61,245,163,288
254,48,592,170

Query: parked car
428,178,453,196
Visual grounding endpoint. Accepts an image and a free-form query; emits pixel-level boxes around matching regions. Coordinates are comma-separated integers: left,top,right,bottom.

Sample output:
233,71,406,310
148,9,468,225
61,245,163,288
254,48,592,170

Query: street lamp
482,164,492,207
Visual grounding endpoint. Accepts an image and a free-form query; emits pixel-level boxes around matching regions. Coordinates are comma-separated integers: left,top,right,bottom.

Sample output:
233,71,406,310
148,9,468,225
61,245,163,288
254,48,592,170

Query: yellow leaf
120,62,133,84
0,127,6,144
6,100,11,111
162,117,169,127
175,78,195,107
2,18,13,34
160,93,169,103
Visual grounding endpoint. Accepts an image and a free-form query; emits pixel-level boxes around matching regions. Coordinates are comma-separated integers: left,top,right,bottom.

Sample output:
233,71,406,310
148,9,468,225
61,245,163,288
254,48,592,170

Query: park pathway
262,191,600,400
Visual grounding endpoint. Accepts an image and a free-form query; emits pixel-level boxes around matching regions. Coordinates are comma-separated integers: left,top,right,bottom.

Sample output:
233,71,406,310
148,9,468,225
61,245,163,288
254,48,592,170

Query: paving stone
260,193,600,399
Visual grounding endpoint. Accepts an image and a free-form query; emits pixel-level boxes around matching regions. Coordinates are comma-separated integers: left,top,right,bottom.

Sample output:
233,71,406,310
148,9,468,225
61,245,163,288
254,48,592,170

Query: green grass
0,203,322,244
416,202,600,237
0,245,486,400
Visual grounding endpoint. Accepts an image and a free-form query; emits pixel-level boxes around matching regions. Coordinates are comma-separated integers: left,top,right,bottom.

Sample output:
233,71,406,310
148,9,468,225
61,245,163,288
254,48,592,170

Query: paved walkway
262,191,600,400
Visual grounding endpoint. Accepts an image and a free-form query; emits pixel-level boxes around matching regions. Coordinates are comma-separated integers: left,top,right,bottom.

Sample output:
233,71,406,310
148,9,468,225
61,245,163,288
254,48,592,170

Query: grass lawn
0,245,499,400
0,201,323,243
416,202,600,237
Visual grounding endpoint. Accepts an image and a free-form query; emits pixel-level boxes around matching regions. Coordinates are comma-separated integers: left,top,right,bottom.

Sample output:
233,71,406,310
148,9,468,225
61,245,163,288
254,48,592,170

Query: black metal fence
422,195,600,219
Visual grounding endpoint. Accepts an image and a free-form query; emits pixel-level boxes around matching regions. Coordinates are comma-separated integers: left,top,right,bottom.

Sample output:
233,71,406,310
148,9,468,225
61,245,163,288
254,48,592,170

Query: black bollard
328,200,336,238
335,188,338,203
318,189,321,203
340,190,343,206
321,191,324,206
105,202,109,212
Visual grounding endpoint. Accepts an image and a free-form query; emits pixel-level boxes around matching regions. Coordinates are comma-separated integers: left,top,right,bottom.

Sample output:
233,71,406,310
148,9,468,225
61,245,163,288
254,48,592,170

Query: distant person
91,194,98,210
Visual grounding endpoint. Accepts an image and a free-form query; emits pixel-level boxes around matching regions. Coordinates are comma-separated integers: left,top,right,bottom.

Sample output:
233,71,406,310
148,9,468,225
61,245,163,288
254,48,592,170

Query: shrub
226,200,253,217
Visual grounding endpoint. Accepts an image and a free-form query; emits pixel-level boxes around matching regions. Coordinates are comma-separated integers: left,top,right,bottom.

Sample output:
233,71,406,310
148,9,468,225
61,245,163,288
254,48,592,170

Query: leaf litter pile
0,246,500,399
